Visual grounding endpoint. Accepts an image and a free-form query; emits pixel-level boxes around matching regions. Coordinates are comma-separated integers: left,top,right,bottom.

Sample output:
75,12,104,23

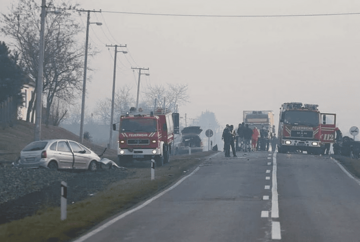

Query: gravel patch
0,163,129,224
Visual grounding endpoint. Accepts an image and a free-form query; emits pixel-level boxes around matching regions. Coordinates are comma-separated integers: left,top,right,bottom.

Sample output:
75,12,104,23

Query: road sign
349,126,359,136
205,129,213,138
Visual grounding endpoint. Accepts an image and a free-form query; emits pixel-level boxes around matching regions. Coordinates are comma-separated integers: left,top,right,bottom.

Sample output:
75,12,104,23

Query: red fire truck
278,102,336,154
113,108,179,166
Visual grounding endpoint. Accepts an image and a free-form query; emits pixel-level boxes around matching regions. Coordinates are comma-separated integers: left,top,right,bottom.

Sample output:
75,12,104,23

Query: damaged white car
13,139,119,171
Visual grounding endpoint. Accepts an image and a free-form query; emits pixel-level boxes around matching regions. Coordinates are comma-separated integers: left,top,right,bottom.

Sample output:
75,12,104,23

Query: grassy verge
332,155,360,179
0,151,216,242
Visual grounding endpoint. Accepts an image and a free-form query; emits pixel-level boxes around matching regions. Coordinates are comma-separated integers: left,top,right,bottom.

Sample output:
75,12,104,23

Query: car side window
69,141,84,153
50,142,57,151
79,144,91,154
57,141,71,152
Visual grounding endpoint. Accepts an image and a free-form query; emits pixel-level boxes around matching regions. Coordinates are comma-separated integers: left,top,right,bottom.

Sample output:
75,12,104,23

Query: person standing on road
243,124,253,152
223,126,232,157
271,133,278,152
237,122,245,151
229,125,237,157
252,127,259,151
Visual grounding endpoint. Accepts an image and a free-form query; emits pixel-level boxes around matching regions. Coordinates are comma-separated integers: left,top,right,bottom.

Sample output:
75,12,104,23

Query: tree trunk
26,91,35,123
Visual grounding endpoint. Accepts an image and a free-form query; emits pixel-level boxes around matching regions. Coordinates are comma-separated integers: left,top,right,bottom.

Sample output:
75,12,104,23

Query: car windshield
283,111,319,126
120,118,157,132
22,141,48,151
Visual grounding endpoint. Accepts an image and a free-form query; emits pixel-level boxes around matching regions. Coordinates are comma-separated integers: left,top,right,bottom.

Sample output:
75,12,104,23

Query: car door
56,141,74,169
320,113,336,144
69,141,90,169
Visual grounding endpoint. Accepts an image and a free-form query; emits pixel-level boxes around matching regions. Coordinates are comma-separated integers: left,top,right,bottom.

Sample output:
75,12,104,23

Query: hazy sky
2,0,360,137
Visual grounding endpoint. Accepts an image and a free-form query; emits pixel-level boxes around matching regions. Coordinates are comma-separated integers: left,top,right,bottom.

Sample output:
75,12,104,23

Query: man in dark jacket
237,122,245,151
243,124,253,152
223,126,232,157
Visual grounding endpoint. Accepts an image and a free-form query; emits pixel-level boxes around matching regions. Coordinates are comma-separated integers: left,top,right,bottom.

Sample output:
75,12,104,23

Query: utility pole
34,0,46,141
131,67,149,110
78,9,101,143
106,44,127,149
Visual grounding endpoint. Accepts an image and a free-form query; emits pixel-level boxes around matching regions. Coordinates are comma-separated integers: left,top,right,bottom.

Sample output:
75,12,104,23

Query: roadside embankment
0,151,217,242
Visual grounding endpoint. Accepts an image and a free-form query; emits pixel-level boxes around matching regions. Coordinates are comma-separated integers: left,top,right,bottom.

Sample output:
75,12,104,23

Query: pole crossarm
76,9,102,13
106,44,127,48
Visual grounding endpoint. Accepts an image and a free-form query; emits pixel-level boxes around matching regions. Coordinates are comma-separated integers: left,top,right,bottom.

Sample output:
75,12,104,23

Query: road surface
74,151,360,242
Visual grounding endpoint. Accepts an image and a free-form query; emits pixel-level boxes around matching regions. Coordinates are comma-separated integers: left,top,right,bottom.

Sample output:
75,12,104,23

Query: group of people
222,122,276,157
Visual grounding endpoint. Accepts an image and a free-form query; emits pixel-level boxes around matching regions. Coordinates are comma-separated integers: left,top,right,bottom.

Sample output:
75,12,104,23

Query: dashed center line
267,162,271,165
263,195,269,200
265,185,270,189
261,211,269,218
266,176,271,180
266,170,270,173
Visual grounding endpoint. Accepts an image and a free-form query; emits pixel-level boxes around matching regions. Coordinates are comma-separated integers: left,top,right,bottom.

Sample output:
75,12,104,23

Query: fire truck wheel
155,155,164,167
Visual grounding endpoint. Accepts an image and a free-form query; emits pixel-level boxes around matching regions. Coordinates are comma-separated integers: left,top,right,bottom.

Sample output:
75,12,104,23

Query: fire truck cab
114,108,178,166
278,102,336,154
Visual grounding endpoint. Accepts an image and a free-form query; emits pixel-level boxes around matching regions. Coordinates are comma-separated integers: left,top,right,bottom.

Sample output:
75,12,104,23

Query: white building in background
18,80,36,122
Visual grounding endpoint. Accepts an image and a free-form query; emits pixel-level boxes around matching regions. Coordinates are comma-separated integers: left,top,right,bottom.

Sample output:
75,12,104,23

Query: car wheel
88,160,98,171
48,161,58,170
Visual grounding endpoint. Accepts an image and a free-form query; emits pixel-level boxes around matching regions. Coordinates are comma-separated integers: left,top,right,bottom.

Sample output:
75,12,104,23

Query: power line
101,10,360,18
95,13,115,44
100,12,120,43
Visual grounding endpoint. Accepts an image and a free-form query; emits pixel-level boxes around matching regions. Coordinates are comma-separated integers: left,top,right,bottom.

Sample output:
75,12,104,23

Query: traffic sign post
205,129,213,151
349,126,359,140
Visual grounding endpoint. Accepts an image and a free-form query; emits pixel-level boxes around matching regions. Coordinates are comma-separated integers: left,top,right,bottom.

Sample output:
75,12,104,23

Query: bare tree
143,83,189,111
1,0,87,125
94,86,135,125
48,97,68,126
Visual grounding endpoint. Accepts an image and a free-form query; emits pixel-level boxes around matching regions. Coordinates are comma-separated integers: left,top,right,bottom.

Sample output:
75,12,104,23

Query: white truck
243,110,275,150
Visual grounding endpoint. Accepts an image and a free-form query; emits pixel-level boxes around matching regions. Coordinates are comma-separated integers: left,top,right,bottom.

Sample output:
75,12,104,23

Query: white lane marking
266,176,271,180
272,221,282,240
266,170,270,173
261,211,269,218
268,154,272,156
267,162,271,165
74,166,202,242
265,185,270,189
263,195,269,200
331,157,360,186
267,157,271,159
271,152,279,218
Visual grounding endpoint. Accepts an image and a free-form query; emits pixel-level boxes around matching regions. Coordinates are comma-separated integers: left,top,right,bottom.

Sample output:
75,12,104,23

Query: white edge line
271,152,279,218
272,221,282,240
74,164,203,242
332,157,360,186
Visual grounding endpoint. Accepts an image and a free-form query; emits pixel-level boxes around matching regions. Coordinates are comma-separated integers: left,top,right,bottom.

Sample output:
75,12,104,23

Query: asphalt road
74,151,360,242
